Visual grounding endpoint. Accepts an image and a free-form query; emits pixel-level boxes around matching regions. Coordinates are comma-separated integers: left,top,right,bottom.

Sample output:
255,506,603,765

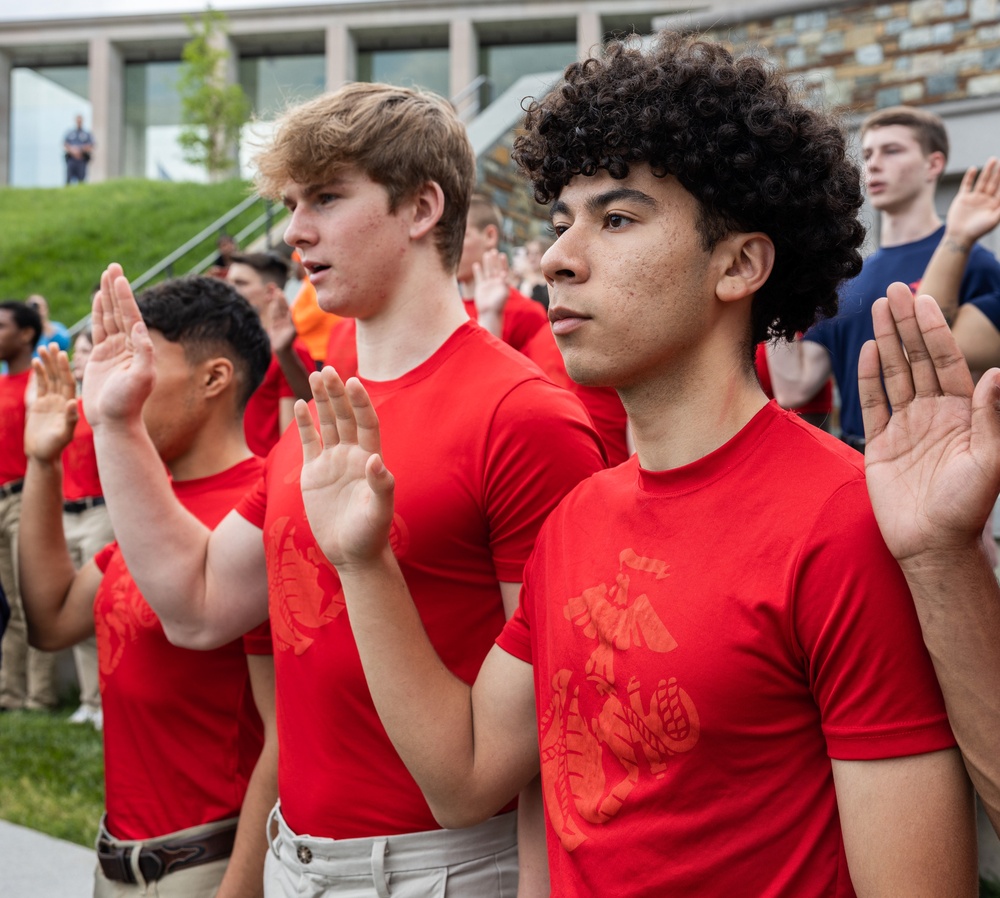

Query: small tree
177,8,251,180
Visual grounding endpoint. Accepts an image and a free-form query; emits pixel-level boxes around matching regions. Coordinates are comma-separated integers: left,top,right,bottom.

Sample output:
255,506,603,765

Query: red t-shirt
521,325,630,466
0,369,30,484
497,402,955,897
323,290,550,377
238,321,606,839
94,456,270,840
755,342,833,417
243,340,314,457
462,286,548,351
62,401,102,501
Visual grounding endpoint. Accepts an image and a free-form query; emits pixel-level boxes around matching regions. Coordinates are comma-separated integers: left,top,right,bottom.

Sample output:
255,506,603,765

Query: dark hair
861,106,949,161
512,32,865,345
137,276,272,411
229,251,290,288
0,300,43,348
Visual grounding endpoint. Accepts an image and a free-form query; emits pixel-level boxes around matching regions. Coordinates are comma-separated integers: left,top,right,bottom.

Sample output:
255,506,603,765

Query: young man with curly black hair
287,32,978,896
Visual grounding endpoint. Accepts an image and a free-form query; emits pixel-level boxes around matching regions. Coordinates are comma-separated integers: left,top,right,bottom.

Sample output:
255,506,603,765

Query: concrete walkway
0,819,94,897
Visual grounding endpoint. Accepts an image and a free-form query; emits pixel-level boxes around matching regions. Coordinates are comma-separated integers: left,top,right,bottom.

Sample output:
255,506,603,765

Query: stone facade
689,0,1000,114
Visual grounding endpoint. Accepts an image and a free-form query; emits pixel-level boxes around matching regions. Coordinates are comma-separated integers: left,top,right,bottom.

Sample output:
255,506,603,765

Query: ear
483,223,500,250
926,150,946,182
201,356,236,400
715,233,775,303
408,181,446,242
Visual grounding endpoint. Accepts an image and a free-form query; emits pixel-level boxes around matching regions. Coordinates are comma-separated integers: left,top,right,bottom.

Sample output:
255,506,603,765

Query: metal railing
67,71,525,338
68,192,285,337
451,75,492,122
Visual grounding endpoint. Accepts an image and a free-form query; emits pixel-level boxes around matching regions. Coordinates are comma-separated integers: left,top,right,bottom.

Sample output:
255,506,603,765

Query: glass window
124,60,206,181
239,54,325,119
356,48,450,99
479,42,577,105
10,66,90,187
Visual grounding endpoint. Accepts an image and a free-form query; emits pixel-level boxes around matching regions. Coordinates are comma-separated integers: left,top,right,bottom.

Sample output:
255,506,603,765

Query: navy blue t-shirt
806,226,1000,440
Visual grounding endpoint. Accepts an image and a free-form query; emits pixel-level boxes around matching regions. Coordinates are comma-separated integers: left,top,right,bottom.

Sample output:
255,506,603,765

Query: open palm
861,283,1000,560
82,263,156,429
25,346,78,462
945,158,1000,243
296,368,396,569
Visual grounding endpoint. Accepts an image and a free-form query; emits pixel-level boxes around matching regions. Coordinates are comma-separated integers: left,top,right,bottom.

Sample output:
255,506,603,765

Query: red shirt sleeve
242,619,273,655
793,479,955,759
235,469,269,530
94,541,117,574
496,592,533,663
483,379,605,582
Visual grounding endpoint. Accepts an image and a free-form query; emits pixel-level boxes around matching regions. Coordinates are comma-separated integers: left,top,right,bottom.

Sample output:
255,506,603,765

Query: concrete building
3,0,1000,236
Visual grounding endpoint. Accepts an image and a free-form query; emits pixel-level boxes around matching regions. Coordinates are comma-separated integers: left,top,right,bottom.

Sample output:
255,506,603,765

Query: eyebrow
283,178,348,205
550,187,658,221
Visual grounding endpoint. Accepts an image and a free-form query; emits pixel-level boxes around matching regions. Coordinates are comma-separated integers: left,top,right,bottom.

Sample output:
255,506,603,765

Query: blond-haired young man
85,82,604,896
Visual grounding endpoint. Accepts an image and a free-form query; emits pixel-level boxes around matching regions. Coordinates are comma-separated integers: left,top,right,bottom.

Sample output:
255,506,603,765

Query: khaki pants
264,804,518,898
64,502,115,710
92,817,235,898
0,490,57,709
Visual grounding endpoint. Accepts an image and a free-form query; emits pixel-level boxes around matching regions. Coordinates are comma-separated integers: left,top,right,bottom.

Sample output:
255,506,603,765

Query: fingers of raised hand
294,398,322,463
884,282,941,399
54,347,76,398
482,249,508,280
365,452,395,502
344,377,382,456
35,346,75,400
308,366,359,448
858,339,891,443
871,288,916,409
913,294,974,399
977,157,1000,199
97,266,119,341
971,368,1000,470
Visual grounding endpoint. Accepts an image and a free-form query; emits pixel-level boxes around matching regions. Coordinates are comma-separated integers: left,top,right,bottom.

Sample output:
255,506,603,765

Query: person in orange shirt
288,251,340,367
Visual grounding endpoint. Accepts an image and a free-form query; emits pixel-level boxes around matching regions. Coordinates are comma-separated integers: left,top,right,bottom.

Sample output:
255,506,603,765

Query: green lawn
0,703,104,847
1,704,999,897
0,178,266,327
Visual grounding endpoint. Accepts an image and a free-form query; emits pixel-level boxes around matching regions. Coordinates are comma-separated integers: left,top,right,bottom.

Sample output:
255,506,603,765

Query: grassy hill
0,178,271,329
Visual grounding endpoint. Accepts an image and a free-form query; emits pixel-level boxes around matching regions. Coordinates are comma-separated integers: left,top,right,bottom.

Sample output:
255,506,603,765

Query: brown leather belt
97,820,237,884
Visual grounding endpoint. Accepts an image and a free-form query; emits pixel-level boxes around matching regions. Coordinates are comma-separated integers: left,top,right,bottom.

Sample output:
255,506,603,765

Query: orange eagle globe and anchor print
540,548,700,850
266,511,411,655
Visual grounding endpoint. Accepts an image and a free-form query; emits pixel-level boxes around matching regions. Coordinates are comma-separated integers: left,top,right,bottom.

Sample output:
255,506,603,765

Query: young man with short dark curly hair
291,32,977,896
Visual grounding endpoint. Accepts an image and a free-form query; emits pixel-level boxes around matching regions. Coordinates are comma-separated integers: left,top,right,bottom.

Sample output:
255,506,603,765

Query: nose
283,207,313,248
542,229,588,287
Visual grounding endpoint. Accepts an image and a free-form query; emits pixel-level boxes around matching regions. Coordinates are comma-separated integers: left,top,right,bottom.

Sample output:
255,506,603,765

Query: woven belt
97,820,237,884
63,496,106,514
0,479,23,499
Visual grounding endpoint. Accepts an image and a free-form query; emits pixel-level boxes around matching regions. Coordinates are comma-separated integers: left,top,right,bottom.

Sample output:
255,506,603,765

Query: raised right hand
295,368,395,570
83,263,156,430
861,282,1000,562
24,345,78,462
944,158,1000,246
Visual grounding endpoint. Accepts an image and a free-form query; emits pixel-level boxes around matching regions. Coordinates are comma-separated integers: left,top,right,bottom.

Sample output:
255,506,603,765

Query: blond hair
255,82,476,271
